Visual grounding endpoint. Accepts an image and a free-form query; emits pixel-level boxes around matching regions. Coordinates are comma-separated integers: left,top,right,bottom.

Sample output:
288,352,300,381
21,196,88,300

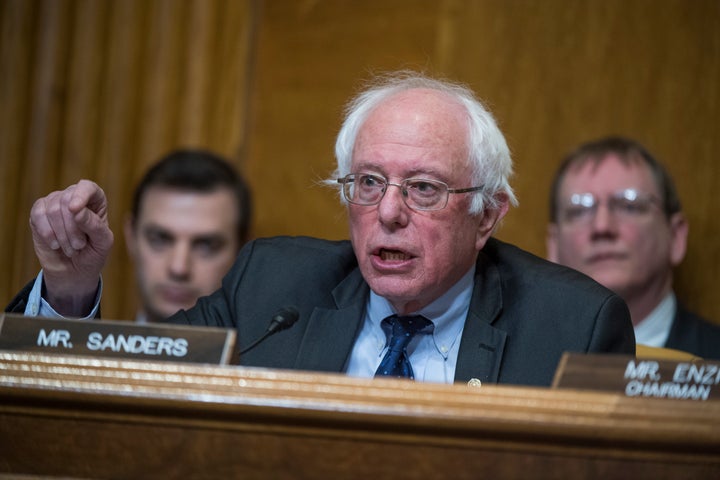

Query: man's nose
376,184,410,227
590,203,618,233
168,243,192,278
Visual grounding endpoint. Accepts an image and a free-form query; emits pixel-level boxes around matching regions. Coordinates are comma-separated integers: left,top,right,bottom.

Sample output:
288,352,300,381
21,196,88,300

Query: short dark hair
549,136,682,222
131,149,253,243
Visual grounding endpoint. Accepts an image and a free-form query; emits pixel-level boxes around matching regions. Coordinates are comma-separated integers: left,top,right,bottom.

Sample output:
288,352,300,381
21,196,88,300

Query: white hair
328,71,517,214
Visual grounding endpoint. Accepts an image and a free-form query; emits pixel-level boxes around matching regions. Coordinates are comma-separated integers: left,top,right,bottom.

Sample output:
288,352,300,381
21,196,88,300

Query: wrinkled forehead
353,89,471,174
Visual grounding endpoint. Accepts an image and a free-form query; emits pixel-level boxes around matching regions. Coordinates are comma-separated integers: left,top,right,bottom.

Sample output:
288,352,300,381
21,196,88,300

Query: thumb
74,207,114,254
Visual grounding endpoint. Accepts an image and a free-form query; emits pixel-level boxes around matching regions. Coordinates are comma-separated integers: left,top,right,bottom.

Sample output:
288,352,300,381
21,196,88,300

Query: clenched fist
29,179,114,316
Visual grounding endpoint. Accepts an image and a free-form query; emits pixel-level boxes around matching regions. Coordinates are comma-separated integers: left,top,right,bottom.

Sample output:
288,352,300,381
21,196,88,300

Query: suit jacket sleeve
587,293,637,353
4,280,35,314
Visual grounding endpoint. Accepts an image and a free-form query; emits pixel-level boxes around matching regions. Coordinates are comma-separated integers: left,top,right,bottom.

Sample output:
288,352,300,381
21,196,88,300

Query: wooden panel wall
2,0,719,323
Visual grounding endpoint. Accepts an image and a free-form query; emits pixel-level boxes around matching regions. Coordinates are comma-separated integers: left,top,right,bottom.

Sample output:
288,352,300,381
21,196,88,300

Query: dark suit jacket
172,236,635,386
664,304,720,360
5,281,33,314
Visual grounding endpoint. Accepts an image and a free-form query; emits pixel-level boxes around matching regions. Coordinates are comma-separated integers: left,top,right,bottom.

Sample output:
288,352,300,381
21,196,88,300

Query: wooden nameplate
553,352,720,401
0,313,236,365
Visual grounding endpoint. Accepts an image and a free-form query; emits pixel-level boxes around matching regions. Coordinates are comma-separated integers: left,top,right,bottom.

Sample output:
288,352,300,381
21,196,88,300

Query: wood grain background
1,0,718,323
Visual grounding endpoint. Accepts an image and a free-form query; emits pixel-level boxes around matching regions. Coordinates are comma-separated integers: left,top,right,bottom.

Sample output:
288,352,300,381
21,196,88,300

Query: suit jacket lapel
290,248,509,381
293,268,369,372
454,250,507,383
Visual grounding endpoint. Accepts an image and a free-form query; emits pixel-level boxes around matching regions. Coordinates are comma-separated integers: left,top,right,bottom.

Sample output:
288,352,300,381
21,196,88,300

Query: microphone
239,306,300,356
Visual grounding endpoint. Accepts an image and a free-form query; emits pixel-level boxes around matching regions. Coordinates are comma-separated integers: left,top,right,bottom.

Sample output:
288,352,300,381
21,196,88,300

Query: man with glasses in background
8,72,635,386
547,136,720,359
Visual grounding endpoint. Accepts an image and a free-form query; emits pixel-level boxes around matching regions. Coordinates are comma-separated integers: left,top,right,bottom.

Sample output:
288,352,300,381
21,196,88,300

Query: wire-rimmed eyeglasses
558,188,661,226
336,173,483,211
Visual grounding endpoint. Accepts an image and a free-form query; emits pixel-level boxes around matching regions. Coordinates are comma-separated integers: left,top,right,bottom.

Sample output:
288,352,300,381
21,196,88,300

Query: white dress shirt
634,292,676,347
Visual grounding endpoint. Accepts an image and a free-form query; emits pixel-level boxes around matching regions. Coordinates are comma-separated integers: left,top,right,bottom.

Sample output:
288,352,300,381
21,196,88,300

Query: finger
29,196,61,251
74,206,114,255
71,180,112,253
40,191,77,255
62,185,93,251
45,186,86,257
68,180,107,217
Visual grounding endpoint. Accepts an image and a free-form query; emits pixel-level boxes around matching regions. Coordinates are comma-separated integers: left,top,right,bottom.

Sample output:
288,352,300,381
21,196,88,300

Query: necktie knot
375,315,431,379
387,315,429,350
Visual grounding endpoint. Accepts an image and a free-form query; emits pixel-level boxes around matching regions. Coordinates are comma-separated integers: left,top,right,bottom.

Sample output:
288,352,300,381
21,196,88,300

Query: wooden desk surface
1,351,719,479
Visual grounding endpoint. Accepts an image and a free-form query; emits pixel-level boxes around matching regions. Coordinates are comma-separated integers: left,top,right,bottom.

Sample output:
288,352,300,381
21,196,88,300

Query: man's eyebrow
190,233,227,243
353,163,447,180
141,224,173,236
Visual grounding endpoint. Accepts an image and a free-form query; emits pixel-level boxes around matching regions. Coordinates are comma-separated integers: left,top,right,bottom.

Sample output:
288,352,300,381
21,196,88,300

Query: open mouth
378,248,412,261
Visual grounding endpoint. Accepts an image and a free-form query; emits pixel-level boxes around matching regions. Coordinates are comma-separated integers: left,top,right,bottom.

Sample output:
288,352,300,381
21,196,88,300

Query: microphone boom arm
238,306,299,356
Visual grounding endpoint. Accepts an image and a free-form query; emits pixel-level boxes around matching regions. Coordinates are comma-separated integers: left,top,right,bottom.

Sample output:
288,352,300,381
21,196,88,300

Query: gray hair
328,71,517,214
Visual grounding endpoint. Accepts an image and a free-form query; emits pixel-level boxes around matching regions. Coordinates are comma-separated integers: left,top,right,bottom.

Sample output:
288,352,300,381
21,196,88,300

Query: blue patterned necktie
374,315,431,379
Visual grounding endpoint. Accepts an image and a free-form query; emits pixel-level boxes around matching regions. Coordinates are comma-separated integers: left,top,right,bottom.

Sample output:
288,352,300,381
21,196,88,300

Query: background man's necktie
375,315,431,379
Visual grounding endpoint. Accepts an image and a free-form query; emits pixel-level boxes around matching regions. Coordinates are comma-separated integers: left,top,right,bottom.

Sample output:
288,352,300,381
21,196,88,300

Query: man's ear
669,212,688,267
546,223,559,262
474,193,510,250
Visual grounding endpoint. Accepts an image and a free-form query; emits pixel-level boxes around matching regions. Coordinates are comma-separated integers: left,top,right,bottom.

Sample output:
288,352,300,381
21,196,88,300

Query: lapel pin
467,378,482,388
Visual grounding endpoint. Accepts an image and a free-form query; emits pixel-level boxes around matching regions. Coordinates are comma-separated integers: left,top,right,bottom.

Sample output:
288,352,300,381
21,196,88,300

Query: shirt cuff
24,270,102,320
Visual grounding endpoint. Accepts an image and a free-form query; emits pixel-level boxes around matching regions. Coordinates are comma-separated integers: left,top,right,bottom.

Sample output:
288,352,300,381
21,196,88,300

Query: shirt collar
367,265,476,354
634,292,676,347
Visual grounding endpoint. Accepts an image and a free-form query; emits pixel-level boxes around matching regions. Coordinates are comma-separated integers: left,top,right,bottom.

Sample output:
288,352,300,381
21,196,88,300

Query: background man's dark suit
665,306,720,360
171,236,634,386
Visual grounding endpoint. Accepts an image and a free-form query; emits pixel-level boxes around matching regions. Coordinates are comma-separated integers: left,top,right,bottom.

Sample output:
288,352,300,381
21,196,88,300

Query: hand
29,180,114,316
